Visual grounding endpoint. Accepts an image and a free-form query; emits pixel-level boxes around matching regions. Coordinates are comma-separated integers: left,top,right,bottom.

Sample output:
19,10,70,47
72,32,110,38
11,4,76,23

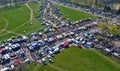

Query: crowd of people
0,0,120,70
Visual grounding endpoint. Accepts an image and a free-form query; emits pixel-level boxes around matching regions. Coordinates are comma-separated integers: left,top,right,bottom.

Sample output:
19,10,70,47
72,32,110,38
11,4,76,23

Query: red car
63,42,69,48
77,44,83,49
0,48,5,53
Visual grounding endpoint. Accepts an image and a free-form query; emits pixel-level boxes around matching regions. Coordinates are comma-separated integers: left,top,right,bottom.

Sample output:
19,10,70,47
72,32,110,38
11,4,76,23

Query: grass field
14,2,46,33
22,46,120,71
59,0,95,6
0,2,45,41
0,5,30,30
0,18,6,31
56,5,97,22
59,0,105,8
0,4,29,40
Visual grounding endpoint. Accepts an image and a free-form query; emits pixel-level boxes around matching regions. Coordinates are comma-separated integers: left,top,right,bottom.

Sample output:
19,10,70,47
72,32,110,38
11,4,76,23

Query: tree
98,22,109,34
109,24,120,35
104,6,111,12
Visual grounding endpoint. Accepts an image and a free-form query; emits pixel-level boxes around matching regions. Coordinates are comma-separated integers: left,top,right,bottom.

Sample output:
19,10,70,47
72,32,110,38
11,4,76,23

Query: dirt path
12,3,33,31
0,20,29,37
6,30,23,36
48,63,68,71
0,17,9,33
26,3,33,23
0,3,33,37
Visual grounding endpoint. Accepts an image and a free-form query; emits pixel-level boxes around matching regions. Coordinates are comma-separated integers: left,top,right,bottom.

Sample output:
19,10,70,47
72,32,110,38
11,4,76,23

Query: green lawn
56,5,97,22
0,4,30,30
58,0,105,8
22,62,58,71
0,4,30,41
59,0,95,6
0,18,6,30
0,2,45,41
14,2,46,33
22,46,120,71
0,33,17,41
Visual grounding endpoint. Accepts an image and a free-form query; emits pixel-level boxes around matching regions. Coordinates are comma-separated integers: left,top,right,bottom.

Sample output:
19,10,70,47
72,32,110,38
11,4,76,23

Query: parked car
49,58,54,63
41,58,47,65
77,44,83,49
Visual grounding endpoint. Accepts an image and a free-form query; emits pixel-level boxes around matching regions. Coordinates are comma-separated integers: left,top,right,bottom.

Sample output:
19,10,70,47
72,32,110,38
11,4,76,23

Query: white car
104,48,111,53
53,47,60,54
112,52,119,57
41,58,47,65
